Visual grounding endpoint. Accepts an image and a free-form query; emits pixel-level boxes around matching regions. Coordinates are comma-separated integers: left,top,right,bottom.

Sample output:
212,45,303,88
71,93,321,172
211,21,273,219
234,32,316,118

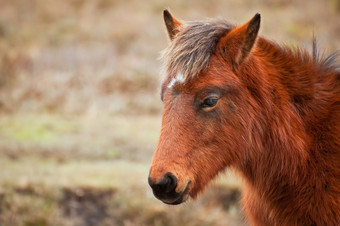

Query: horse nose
148,172,177,197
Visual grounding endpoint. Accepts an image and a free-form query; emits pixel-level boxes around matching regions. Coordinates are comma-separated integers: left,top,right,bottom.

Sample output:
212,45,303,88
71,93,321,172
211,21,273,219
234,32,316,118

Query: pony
148,10,340,225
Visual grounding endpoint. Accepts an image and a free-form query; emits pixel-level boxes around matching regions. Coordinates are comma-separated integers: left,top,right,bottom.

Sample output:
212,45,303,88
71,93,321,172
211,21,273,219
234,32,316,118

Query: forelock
161,19,233,81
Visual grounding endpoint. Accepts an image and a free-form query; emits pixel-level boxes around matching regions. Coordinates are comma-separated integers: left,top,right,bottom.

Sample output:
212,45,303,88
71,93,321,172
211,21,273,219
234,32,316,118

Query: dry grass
0,0,338,115
0,0,339,225
0,157,243,226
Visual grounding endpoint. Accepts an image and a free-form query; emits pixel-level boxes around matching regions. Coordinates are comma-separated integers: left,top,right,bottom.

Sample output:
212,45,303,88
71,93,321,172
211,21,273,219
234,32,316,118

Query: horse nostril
148,172,177,195
164,172,177,193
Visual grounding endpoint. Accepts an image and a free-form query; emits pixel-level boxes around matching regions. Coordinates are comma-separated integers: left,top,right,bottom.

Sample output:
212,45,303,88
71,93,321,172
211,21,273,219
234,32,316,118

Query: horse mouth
162,180,191,205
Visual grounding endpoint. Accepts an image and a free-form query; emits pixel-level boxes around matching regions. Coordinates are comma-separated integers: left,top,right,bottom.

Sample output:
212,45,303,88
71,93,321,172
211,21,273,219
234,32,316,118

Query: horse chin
162,180,191,205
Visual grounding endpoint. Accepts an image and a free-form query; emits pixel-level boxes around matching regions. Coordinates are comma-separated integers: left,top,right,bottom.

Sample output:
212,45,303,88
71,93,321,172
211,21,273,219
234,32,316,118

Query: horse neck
235,38,327,187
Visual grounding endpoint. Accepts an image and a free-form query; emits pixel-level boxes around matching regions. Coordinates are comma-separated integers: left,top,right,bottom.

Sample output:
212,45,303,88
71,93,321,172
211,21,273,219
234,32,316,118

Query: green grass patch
0,114,79,142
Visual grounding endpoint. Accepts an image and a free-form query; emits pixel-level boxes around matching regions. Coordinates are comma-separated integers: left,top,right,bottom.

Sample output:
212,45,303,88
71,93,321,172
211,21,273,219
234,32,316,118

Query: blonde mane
161,19,233,81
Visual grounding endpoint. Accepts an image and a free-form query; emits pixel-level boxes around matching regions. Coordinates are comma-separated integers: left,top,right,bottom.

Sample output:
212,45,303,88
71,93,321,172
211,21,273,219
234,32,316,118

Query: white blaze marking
167,73,185,88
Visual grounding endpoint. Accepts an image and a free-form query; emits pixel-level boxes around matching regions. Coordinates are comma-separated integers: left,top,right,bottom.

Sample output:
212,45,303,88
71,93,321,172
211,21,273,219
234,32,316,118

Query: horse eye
201,97,219,110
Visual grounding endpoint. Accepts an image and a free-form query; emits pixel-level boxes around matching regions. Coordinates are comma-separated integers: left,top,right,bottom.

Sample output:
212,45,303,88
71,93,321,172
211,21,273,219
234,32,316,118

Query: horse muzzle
148,172,191,205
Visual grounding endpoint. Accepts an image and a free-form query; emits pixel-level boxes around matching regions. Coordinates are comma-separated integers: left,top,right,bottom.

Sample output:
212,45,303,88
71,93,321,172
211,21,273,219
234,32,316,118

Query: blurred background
0,0,339,225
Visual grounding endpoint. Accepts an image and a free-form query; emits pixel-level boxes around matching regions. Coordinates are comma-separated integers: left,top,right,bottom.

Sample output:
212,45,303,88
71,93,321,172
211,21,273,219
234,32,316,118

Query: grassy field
0,114,243,226
0,0,339,225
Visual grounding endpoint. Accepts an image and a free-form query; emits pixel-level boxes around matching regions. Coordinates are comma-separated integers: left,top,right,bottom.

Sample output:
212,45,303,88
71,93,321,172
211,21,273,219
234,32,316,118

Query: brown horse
148,10,340,225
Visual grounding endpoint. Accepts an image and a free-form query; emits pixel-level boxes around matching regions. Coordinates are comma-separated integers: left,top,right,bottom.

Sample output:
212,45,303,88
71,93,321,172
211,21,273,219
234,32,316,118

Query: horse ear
163,9,183,40
220,13,261,67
